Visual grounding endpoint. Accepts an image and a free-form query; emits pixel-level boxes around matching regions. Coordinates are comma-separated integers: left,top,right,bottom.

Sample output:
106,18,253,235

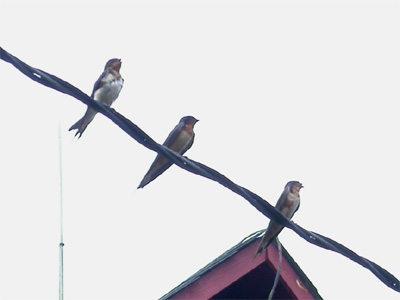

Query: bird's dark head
285,181,303,195
180,116,199,127
105,58,122,71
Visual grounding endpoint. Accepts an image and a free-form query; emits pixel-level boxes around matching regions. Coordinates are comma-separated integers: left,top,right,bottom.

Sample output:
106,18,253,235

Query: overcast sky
1,1,399,299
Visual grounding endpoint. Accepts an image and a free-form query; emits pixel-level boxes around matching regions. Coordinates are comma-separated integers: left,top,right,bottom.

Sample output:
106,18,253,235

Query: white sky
1,1,399,299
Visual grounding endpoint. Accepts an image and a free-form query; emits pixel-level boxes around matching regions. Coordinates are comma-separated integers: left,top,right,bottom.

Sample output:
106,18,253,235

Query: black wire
1,46,399,293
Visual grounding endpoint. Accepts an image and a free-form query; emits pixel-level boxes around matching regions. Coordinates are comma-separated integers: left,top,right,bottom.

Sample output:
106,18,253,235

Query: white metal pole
58,124,64,300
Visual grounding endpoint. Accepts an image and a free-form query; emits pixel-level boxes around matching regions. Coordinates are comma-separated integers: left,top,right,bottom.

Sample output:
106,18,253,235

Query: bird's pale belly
170,131,192,153
282,194,300,218
94,79,123,106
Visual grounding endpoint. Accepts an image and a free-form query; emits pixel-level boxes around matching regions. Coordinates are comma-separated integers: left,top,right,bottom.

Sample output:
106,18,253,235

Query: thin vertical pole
58,124,64,300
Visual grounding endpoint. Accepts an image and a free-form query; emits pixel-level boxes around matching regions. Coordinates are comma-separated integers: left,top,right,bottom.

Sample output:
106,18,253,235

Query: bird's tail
137,175,151,189
254,240,267,257
68,108,97,138
137,156,172,189
254,232,274,258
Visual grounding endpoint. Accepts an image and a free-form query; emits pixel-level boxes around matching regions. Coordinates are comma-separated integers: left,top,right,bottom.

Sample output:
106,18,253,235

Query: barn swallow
255,181,303,257
69,58,124,138
138,116,199,189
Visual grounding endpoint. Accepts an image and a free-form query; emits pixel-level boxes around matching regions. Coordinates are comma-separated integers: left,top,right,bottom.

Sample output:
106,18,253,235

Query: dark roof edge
159,230,322,299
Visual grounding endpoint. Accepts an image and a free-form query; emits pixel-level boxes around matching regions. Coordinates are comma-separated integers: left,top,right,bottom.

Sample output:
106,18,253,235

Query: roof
160,230,322,300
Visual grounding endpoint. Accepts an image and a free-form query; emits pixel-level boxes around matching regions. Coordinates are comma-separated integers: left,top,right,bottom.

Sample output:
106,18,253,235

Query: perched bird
138,116,199,189
255,181,303,256
69,58,124,138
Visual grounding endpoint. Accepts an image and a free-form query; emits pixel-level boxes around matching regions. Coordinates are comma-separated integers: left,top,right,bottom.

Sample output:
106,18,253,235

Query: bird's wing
90,70,108,97
163,122,185,148
275,188,290,211
138,154,172,189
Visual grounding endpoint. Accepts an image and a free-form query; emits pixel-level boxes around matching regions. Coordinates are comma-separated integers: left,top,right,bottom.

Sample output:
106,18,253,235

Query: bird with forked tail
138,116,199,189
69,58,124,138
255,181,303,257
